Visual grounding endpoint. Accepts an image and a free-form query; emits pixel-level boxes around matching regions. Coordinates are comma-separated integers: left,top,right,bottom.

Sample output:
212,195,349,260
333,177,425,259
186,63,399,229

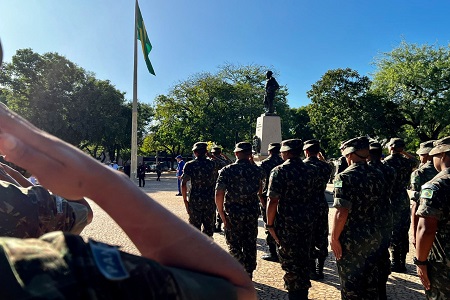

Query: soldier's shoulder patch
420,189,434,199
334,180,343,188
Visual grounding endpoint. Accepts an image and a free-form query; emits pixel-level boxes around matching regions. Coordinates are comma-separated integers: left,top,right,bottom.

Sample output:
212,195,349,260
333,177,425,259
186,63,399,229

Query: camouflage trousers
188,205,215,237
390,205,410,258
424,260,450,300
310,203,329,260
276,220,314,291
337,229,383,300
0,231,237,300
224,212,259,274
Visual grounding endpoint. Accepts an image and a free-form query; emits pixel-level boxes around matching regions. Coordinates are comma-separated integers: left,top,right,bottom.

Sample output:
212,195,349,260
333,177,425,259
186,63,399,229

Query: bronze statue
263,70,279,114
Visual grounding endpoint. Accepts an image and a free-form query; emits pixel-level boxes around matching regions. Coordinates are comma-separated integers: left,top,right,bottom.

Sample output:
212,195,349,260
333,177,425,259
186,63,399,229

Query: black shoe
261,254,279,262
175,193,182,196
214,227,222,232
391,263,407,273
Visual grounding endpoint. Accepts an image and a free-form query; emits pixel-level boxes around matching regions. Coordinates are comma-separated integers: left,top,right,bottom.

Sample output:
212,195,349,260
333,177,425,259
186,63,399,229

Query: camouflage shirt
333,162,386,229
416,168,450,262
181,156,217,209
215,159,264,214
383,153,417,208
409,161,438,203
267,157,319,222
0,181,76,238
259,154,284,196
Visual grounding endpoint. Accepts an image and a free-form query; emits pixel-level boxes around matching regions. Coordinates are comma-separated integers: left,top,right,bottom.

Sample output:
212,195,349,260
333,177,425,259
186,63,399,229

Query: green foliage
151,64,291,157
372,41,450,142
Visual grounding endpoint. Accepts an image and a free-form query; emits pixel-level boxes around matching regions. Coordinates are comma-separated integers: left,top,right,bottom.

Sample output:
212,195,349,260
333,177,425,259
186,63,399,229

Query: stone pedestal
254,114,282,161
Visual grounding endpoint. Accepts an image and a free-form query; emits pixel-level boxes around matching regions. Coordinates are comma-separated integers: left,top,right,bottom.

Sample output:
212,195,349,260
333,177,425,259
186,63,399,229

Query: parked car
147,163,169,172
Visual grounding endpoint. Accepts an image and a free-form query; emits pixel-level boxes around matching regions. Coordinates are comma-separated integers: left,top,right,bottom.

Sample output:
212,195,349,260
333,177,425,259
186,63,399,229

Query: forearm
266,196,279,225
411,202,419,244
215,189,226,222
331,208,348,243
415,217,438,261
181,182,189,210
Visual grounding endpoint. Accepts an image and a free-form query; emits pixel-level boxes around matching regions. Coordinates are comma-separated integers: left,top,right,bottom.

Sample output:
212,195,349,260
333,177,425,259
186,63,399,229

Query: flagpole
131,0,138,182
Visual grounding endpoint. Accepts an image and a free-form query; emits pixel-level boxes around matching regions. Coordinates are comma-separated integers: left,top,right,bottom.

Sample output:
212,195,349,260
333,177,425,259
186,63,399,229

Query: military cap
280,139,303,152
303,139,320,150
233,142,252,152
416,140,435,155
429,136,450,156
176,155,182,159
268,143,281,151
340,136,370,156
388,137,405,148
369,141,382,150
192,142,208,151
211,146,221,153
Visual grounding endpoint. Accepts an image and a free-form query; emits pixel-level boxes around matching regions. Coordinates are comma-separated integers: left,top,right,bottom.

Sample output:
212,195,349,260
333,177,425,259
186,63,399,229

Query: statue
263,70,279,115
252,135,261,155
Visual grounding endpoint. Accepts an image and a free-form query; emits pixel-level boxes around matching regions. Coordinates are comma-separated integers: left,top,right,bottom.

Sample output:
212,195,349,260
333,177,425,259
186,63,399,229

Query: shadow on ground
254,282,288,300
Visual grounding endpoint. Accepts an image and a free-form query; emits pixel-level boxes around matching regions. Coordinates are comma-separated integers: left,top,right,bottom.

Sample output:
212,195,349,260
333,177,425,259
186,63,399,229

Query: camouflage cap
233,142,252,152
388,137,405,148
211,146,221,153
416,140,435,155
268,143,281,151
369,141,382,150
429,136,450,156
340,136,370,156
303,139,320,151
280,139,303,152
192,142,208,151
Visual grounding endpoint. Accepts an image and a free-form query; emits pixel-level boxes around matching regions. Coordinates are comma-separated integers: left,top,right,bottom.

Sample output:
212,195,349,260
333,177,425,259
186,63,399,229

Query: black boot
391,251,406,273
288,289,308,300
309,259,319,280
316,257,325,280
261,243,279,262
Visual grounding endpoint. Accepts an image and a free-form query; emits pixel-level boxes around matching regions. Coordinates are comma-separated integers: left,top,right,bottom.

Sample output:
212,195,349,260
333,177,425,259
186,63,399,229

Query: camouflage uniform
416,168,450,299
182,155,217,237
303,156,333,276
267,156,319,292
211,149,230,231
383,152,417,268
259,151,284,259
0,231,237,299
368,152,397,299
0,181,87,238
409,161,438,204
215,158,264,275
333,161,386,299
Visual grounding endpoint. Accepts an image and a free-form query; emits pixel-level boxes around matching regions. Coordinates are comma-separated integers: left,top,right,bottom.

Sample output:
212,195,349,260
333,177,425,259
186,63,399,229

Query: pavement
81,172,425,300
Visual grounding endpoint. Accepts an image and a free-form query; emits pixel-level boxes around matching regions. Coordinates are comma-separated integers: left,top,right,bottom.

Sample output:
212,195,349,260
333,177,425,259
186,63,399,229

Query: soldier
210,146,232,232
263,70,280,114
215,142,265,278
258,142,284,262
384,137,418,273
331,136,386,299
415,136,450,299
367,141,397,300
181,142,217,237
303,139,333,280
408,140,438,248
137,161,146,187
266,139,319,300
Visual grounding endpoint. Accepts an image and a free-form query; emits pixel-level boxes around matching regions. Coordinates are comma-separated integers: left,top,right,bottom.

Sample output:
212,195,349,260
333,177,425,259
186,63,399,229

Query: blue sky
1,0,450,108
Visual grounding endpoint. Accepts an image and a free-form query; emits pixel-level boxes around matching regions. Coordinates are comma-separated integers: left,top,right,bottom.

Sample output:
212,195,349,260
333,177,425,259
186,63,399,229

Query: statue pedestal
254,114,282,161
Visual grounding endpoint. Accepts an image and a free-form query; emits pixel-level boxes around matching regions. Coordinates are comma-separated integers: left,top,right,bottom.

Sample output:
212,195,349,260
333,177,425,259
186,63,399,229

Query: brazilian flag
136,3,156,76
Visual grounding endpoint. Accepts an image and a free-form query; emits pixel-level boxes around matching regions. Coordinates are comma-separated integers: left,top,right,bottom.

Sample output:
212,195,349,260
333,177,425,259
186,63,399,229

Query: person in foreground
0,102,256,299
415,136,450,299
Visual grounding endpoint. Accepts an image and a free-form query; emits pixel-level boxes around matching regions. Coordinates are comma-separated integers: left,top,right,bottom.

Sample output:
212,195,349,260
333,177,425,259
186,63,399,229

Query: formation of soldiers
179,136,450,300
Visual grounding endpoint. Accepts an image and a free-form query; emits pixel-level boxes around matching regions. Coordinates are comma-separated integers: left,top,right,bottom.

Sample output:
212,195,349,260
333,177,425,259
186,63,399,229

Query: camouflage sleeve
181,162,192,182
408,170,421,202
332,175,352,210
416,183,443,221
267,168,282,198
0,232,238,300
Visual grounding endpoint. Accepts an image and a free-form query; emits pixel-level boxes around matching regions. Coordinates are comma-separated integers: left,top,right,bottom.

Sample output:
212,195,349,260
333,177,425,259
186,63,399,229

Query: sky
1,0,450,108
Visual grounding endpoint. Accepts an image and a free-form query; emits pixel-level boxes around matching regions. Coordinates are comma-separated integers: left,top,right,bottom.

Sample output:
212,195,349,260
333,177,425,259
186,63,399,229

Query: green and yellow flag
136,3,155,76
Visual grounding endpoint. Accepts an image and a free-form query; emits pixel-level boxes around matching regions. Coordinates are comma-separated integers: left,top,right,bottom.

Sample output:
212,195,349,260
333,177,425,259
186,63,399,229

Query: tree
151,64,291,157
372,41,450,141
307,68,402,156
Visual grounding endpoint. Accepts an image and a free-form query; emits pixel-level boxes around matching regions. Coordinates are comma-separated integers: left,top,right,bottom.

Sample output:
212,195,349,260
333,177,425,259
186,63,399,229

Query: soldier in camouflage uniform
258,142,283,262
415,136,450,299
303,139,333,281
181,142,217,237
266,139,319,300
368,141,397,300
211,146,232,232
215,142,265,278
331,137,386,300
384,137,418,273
408,140,438,248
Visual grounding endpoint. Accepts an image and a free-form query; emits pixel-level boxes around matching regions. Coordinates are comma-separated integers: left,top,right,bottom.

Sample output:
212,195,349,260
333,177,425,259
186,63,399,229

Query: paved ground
81,172,425,299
